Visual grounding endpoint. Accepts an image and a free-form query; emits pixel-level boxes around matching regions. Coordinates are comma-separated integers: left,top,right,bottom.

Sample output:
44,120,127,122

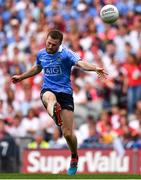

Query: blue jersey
36,46,81,94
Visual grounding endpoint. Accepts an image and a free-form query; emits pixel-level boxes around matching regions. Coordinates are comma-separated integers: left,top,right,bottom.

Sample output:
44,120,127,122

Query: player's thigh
42,91,57,107
61,109,74,136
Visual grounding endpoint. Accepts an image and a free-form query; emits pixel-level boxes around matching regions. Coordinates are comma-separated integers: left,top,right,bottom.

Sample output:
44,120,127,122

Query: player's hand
11,75,22,83
95,67,108,79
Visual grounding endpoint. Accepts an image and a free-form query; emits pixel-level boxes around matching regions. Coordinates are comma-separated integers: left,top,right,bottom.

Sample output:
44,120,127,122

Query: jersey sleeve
66,48,81,66
36,51,42,68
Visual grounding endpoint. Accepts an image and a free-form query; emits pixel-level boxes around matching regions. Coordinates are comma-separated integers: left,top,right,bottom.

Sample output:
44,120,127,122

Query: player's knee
42,96,56,109
42,92,56,104
44,96,54,104
63,129,73,140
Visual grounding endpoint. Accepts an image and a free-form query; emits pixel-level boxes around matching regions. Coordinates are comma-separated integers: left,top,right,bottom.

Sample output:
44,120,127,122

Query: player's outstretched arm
11,65,42,84
76,60,108,79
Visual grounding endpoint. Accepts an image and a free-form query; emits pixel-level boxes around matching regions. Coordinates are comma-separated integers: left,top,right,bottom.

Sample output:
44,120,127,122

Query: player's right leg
41,90,63,126
61,110,78,175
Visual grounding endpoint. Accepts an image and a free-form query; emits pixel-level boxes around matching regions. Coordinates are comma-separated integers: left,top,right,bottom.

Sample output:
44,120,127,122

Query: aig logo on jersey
44,65,62,76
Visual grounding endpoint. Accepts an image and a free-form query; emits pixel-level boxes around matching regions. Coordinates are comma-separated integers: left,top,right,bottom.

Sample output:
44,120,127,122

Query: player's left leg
41,90,62,126
61,110,78,175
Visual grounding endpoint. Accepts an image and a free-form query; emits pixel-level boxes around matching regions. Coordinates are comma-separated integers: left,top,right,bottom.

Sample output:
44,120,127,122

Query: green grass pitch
0,173,141,179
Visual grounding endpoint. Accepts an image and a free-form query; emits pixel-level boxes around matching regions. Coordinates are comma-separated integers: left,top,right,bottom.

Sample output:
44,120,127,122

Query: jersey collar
58,45,63,52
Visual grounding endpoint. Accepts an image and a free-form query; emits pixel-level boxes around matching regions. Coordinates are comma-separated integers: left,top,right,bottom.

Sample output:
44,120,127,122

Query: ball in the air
100,4,119,24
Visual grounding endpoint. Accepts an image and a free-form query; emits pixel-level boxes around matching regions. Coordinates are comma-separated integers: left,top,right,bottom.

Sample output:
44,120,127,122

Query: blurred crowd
0,0,141,167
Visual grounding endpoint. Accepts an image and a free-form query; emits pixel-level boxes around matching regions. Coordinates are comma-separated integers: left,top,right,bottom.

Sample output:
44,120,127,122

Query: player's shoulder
62,45,71,52
58,45,70,57
61,45,75,55
62,46,80,60
37,48,46,55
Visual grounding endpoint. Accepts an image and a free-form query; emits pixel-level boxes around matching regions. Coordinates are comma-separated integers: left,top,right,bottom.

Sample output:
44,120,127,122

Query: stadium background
0,0,141,174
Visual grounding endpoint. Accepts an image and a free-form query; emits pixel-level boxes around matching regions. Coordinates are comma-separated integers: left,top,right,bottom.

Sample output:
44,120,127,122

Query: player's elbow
76,60,86,69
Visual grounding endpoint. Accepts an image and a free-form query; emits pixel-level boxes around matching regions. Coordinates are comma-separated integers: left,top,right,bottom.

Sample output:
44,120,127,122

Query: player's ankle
71,153,78,159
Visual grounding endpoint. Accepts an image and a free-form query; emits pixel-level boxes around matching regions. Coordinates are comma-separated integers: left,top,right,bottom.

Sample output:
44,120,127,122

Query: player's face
46,36,61,54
